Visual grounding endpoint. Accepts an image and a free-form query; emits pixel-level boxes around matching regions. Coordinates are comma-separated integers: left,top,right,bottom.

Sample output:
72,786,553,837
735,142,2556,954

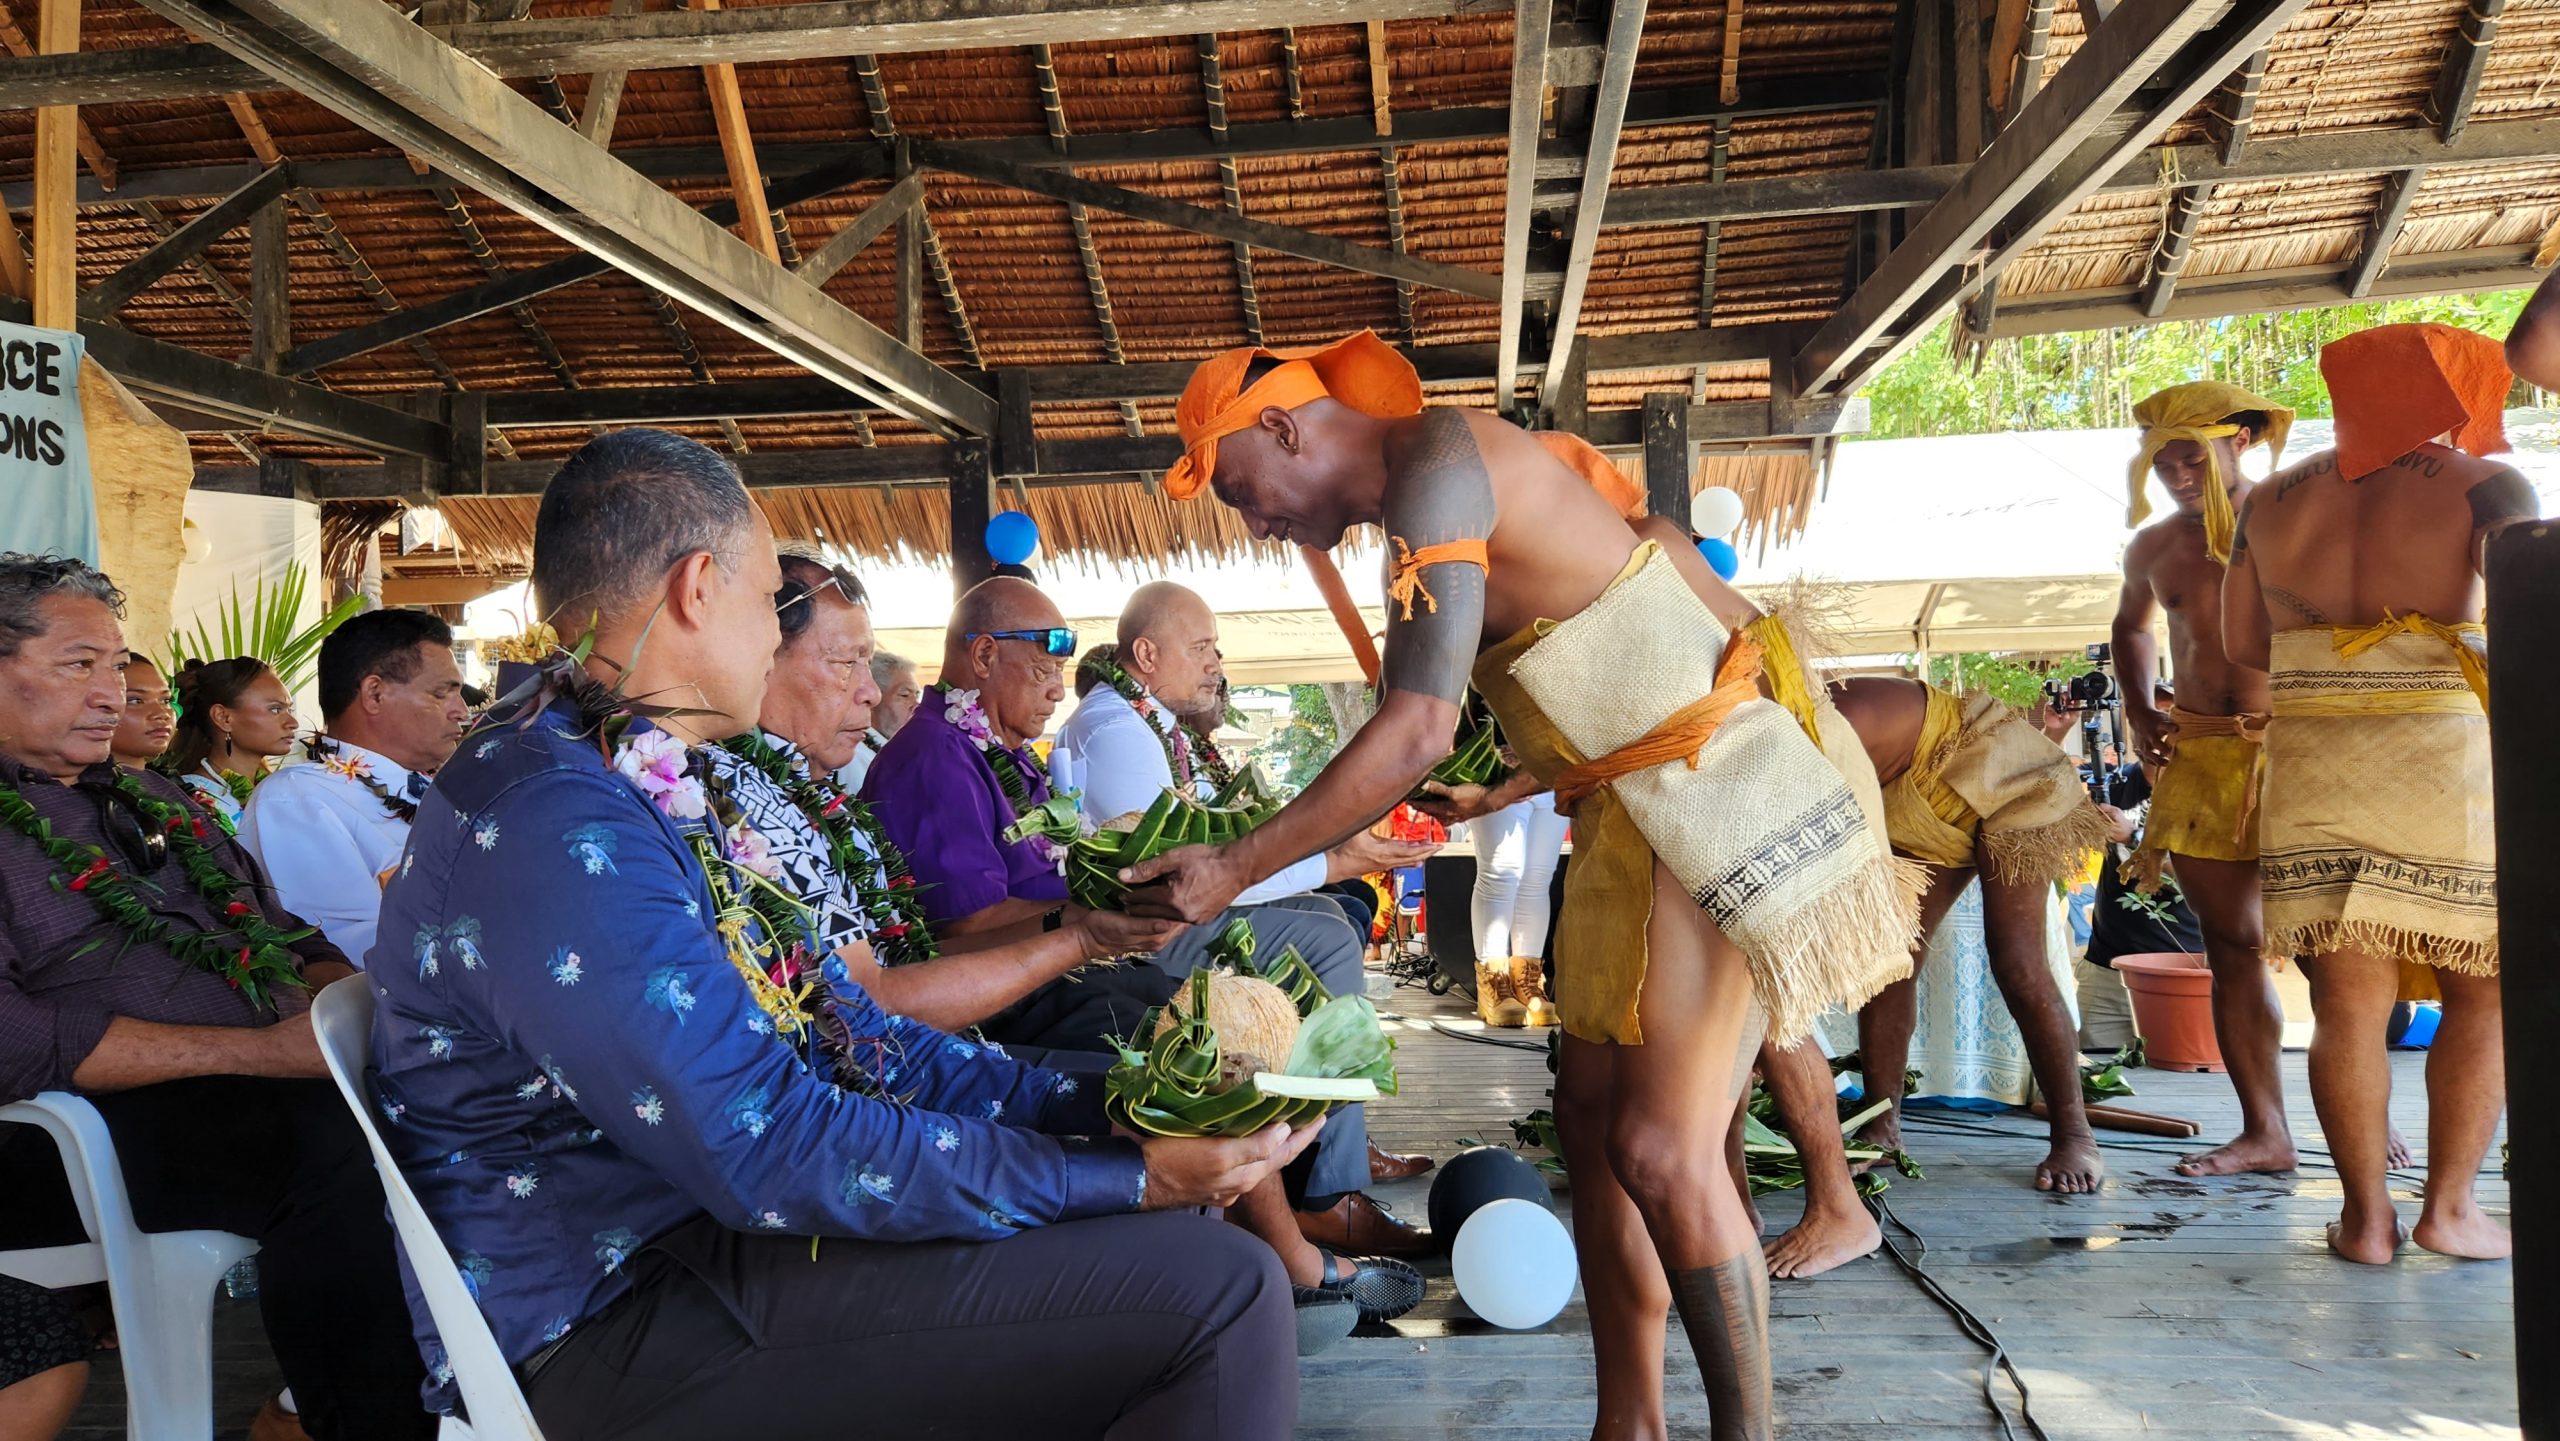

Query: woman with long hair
165,656,298,829
112,655,176,772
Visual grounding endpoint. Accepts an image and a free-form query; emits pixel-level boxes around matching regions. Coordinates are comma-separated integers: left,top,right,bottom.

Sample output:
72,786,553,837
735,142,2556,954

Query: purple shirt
860,692,1066,928
0,753,346,1103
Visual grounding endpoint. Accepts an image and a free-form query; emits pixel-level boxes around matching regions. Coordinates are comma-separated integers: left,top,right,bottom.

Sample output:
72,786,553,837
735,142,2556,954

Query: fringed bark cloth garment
1469,543,1912,1047
1881,686,2111,884
2125,707,2267,893
2259,619,2495,1002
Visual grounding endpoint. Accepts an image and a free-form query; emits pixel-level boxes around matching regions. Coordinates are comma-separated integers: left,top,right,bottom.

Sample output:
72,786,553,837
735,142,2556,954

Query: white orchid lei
939,685,1068,876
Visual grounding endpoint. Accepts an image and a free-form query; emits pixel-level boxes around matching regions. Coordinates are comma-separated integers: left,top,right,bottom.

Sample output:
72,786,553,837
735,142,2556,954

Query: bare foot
1764,1206,1881,1279
2326,1212,2406,1266
2174,1131,2297,1177
2413,1207,2511,1260
2386,1128,2414,1171
1856,1111,1904,1155
2035,1134,2106,1194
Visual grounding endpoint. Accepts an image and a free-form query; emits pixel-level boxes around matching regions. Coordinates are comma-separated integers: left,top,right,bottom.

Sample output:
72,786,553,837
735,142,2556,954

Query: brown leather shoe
1297,1190,1434,1258
248,1397,312,1441
1368,1142,1436,1183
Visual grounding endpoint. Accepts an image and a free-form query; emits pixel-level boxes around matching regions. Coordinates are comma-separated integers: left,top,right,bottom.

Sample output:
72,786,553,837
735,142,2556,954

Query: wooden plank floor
64,963,2516,1440
1323,969,2519,1440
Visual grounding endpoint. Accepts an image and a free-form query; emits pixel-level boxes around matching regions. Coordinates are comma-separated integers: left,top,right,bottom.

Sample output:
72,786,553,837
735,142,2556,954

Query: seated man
865,575,1432,1256
2224,323,2534,1264
1754,676,2112,1276
835,648,916,793
1054,582,1438,1183
0,554,432,1441
373,429,1304,1439
710,552,1420,1330
242,608,469,968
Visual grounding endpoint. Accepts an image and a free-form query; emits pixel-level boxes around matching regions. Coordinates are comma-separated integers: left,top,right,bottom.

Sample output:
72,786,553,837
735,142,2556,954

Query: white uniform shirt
1051,685,1326,904
240,736,421,969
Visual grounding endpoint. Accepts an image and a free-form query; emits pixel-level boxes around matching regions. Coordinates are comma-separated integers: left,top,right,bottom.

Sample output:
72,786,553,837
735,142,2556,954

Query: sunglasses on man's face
967,628,1078,658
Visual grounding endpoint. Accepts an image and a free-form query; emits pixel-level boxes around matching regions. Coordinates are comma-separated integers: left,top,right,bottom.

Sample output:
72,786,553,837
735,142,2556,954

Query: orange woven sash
1550,632,1766,815
1386,535,1491,620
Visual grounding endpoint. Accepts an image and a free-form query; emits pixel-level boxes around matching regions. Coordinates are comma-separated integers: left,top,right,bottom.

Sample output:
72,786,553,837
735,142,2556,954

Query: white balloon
181,517,213,566
1450,1197,1578,1330
1689,486,1745,539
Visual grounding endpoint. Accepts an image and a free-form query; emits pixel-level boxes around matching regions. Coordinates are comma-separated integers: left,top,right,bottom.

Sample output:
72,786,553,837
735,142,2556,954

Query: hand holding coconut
1136,1113,1326,1210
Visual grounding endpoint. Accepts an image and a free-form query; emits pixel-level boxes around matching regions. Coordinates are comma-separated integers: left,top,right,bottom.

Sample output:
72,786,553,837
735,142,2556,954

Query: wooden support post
895,141,921,350
694,0,780,264
948,438,994,597
1954,0,1987,159
993,367,1037,477
1549,337,1588,435
29,0,74,330
248,195,289,371
1641,391,1689,522
446,390,488,496
2487,520,2557,1439
255,453,314,503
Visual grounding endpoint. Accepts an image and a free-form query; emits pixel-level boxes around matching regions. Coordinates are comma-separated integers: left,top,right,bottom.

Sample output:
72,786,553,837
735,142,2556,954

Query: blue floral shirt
369,701,1145,1413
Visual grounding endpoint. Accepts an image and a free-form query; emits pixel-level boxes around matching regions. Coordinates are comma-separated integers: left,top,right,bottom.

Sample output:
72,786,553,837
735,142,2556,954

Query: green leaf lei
716,730,940,968
1081,648,1201,789
0,772,313,1010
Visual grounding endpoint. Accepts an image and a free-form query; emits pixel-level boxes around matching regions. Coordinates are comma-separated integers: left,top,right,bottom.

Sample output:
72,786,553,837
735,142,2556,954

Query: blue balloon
1697,536,1740,581
985,510,1040,566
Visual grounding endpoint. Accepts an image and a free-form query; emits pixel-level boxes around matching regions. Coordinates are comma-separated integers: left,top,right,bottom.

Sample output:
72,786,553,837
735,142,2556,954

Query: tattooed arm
1121,410,1488,923
2221,494,2275,671
2467,467,2543,573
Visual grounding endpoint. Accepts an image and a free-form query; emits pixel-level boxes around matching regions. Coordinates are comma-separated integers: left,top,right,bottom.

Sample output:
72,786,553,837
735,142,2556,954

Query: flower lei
304,736,419,823
716,730,939,969
0,771,312,1009
1082,649,1196,787
936,684,1066,874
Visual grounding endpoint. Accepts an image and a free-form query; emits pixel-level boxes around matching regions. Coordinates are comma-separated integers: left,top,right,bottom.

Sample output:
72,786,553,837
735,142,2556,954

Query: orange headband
1166,330,1424,499
2320,323,2510,480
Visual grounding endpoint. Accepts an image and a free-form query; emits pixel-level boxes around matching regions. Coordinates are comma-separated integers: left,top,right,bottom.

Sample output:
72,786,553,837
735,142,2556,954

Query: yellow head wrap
2127,382,2293,565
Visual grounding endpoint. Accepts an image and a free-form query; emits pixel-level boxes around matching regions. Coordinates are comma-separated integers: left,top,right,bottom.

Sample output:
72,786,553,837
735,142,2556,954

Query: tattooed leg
1669,1253,1774,1441
1601,861,1768,1432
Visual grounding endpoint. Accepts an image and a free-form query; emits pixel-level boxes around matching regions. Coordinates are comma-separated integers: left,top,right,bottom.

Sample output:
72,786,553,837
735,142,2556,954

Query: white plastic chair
0,1091,259,1441
310,976,544,1441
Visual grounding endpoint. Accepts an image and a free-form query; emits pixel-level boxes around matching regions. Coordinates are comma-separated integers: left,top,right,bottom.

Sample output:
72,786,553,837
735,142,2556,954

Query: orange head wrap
2319,323,2512,481
1165,330,1425,500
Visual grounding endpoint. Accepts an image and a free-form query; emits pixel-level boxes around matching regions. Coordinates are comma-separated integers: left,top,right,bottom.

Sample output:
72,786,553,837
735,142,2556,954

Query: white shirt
834,730,888,795
240,736,420,969
1052,685,1326,904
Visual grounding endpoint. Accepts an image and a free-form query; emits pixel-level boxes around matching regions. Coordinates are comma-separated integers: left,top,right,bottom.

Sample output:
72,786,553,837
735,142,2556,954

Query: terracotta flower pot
2113,952,2225,1073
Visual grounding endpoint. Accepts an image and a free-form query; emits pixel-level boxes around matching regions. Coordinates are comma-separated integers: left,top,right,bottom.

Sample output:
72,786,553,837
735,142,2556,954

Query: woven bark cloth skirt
1469,543,1913,1046
2259,625,2496,1000
1883,687,2110,885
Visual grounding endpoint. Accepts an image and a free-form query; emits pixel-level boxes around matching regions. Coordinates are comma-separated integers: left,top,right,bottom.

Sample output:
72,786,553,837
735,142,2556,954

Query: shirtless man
1123,333,1911,1441
2225,322,2537,1264
2114,384,2294,1178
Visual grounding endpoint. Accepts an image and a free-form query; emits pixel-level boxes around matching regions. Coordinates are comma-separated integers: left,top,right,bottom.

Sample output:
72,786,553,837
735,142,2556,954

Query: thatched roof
3,0,2554,583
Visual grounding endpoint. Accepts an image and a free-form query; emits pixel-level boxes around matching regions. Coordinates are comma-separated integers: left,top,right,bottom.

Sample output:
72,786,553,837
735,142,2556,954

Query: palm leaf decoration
160,563,367,696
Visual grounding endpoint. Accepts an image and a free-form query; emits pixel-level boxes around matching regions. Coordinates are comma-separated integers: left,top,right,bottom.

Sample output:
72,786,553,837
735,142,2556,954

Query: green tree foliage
1914,650,2094,710
162,563,367,698
1864,290,2535,439
1265,684,1341,794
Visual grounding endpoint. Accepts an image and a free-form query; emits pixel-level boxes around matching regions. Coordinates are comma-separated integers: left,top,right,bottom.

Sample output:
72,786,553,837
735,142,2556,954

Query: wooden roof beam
0,0,112,187
794,169,925,287
1991,242,2539,334
1536,0,1645,416
907,135,1501,299
2136,181,2207,317
78,160,290,318
1792,0,2312,397
1197,33,1268,345
154,0,994,434
1493,0,1554,409
691,0,781,263
2345,166,2424,299
2205,45,2266,162
2425,0,2504,143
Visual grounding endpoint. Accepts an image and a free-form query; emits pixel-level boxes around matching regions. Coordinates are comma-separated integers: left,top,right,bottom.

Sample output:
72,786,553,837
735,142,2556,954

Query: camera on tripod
2044,643,2117,714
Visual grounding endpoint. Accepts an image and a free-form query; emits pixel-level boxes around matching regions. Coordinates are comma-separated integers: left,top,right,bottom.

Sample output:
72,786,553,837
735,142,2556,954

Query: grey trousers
1152,894,1373,1202
522,1210,1295,1441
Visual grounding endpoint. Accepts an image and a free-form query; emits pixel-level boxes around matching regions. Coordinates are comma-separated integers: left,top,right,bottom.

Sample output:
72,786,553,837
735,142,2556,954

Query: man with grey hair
0,553,433,1441
373,431,1304,1438
868,575,1436,1265
837,647,918,793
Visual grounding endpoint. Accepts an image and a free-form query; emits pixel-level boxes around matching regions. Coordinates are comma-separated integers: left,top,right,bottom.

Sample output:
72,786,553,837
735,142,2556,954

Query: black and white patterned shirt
705,733,885,958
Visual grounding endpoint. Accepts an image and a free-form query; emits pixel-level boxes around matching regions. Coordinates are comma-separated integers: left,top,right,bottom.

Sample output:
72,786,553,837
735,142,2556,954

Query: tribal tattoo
2265,585,2328,624
1379,409,1497,703
1670,1253,1774,1441
2467,467,2540,536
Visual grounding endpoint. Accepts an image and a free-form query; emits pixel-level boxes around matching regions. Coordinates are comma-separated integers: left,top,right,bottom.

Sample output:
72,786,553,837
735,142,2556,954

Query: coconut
1155,973,1302,1065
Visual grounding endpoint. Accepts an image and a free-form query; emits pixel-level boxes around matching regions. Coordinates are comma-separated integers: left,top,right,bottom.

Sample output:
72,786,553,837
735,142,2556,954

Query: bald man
865,578,1434,1258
